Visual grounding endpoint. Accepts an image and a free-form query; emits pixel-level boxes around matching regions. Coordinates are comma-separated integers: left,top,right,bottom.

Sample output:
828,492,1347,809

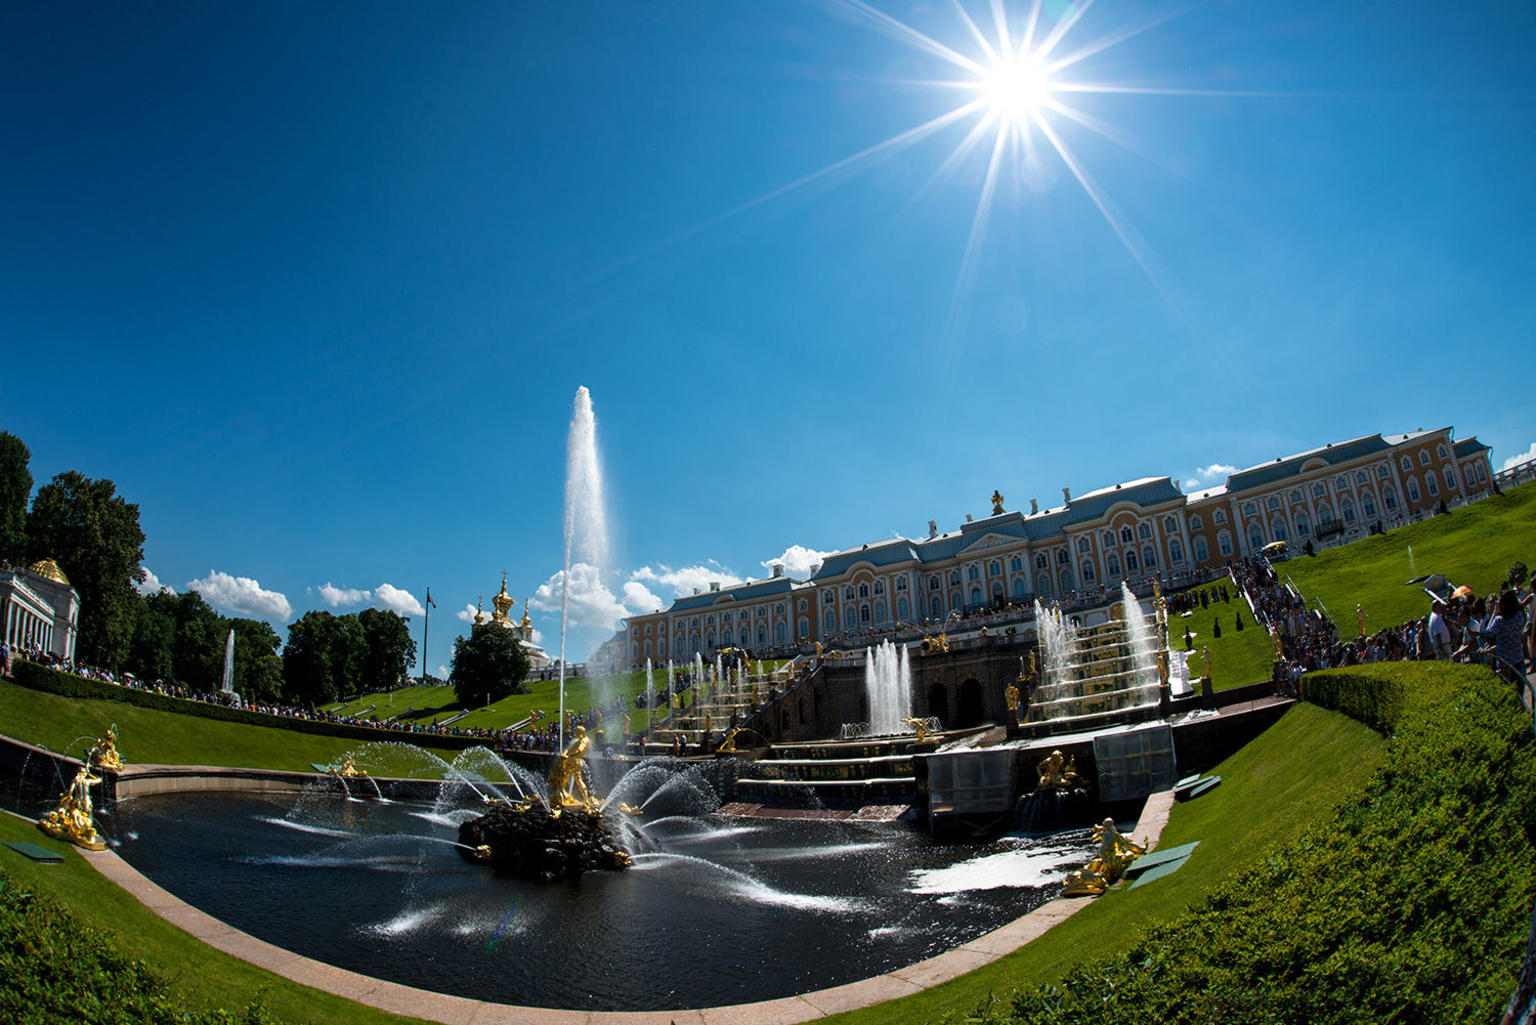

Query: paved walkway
76,791,1177,1024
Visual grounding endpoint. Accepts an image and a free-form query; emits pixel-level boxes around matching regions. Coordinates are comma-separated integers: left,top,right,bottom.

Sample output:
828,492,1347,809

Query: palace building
620,427,1496,670
475,574,552,670
1,558,81,662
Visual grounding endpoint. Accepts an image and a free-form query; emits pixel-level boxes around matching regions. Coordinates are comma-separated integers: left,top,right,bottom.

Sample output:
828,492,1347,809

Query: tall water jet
1033,599,1078,686
644,659,655,729
559,386,609,749
220,628,236,696
1120,583,1159,705
864,640,912,736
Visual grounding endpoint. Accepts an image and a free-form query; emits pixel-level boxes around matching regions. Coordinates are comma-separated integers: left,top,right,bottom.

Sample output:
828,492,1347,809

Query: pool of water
111,791,1092,1011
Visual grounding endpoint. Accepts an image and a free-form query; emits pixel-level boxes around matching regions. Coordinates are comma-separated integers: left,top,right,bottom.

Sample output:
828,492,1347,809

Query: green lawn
1165,578,1277,689
0,812,433,1025
821,701,1386,1025
1277,481,1536,633
0,677,461,773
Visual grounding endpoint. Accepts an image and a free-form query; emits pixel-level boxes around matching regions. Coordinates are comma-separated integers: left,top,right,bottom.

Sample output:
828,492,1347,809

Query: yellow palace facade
620,427,1496,670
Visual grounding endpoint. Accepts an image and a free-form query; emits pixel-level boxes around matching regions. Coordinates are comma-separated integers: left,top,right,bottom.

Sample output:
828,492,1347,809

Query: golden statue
1028,648,1038,679
1201,645,1212,682
1156,650,1169,685
38,764,108,851
335,755,365,778
1005,682,1020,712
1061,818,1146,896
703,710,712,735
546,726,595,815
921,633,949,654
88,729,123,773
991,490,1005,515
814,640,822,660
622,713,631,736
1035,749,1081,792
1356,603,1368,637
717,727,741,753
901,717,934,741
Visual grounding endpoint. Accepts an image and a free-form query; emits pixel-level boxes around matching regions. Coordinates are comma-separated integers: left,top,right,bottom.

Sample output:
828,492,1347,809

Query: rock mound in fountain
457,801,631,881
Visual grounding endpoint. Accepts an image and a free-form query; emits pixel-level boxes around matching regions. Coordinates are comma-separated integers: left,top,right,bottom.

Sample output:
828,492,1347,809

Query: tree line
0,430,416,706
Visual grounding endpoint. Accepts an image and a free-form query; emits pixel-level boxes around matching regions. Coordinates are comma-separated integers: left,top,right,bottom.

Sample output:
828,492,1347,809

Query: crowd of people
1226,554,1536,694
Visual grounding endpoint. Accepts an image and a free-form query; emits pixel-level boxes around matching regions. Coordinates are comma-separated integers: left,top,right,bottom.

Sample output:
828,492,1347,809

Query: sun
978,50,1052,127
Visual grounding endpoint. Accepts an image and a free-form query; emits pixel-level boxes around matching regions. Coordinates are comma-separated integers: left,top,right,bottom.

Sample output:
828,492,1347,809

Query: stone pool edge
69,790,1175,1025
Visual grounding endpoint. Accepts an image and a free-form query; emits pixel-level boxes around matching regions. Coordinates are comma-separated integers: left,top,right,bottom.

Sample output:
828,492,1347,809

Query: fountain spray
559,386,608,750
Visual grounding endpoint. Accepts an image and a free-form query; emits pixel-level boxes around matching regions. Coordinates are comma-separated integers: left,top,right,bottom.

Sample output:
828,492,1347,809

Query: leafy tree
358,607,416,693
26,471,145,668
450,624,530,708
230,617,283,701
0,431,31,565
282,610,365,706
126,594,176,683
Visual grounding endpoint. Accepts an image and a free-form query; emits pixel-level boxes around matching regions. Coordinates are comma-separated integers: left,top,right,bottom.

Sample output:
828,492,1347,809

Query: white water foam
907,845,1079,894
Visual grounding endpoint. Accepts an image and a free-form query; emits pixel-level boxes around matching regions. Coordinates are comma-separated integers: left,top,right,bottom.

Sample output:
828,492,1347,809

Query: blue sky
4,0,1534,671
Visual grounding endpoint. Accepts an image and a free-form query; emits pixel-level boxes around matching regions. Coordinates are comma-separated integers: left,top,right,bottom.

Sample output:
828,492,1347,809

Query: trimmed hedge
10,661,477,752
978,662,1536,1025
0,868,279,1024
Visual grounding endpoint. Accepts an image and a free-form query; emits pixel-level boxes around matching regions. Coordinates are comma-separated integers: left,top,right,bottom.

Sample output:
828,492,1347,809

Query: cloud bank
1502,442,1536,472
762,544,833,579
134,568,173,596
188,570,293,621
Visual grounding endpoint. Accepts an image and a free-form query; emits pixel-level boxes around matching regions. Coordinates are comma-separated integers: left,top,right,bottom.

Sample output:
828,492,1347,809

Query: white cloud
631,562,745,598
436,664,448,679
1502,442,1536,471
318,581,424,616
134,568,173,596
531,562,634,631
762,544,833,580
373,583,425,617
1188,463,1238,486
528,626,544,646
188,570,293,621
319,582,370,607
621,579,664,615
457,602,481,624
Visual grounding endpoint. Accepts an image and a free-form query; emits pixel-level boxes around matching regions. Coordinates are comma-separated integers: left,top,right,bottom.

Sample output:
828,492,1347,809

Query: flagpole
422,586,431,682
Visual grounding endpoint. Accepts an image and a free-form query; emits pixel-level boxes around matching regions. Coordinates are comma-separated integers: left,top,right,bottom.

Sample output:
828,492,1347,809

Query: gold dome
491,573,515,624
28,558,69,585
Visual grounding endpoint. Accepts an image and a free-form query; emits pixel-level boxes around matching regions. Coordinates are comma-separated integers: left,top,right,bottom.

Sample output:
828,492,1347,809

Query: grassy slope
1165,578,1275,689
821,701,1386,1025
0,678,460,773
1279,481,1536,632
0,813,431,1025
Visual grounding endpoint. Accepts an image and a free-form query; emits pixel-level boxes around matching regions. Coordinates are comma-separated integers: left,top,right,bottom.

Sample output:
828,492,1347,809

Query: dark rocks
457,800,631,881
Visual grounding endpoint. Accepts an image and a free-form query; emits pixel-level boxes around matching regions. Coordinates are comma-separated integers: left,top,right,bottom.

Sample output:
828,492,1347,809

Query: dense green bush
11,661,476,752
974,662,1535,1025
0,870,279,1024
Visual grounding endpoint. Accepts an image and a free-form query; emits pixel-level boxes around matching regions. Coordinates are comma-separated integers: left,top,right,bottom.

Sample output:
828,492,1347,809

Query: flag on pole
426,588,436,609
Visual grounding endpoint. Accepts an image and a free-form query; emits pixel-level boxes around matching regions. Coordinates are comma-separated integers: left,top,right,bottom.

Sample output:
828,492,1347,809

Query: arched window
1189,514,1203,530
1248,523,1264,550
1476,462,1488,483
705,631,715,651
1442,466,1456,492
1164,516,1178,533
722,628,733,646
1080,561,1096,584
1143,545,1157,568
1401,456,1412,471
858,583,870,599
1013,576,1027,597
1362,492,1377,517
1035,553,1048,569
1170,538,1184,563
968,565,980,580
895,577,907,591
928,575,940,591
969,588,982,605
1318,503,1334,524
844,606,857,629
950,590,962,611
1271,518,1288,542
896,596,909,620
874,600,886,623
844,586,855,601
1341,499,1356,524
1295,513,1310,535
1407,478,1421,502
775,622,786,643
1217,530,1233,557
1126,549,1140,573
799,618,809,639
1107,553,1122,576
823,589,834,605
873,580,884,595
1037,574,1053,597
1437,443,1448,459
1425,474,1439,497
1010,556,1023,572
1194,536,1209,562
1077,537,1092,554
757,626,767,647
1120,526,1134,543
931,596,943,617
988,560,1002,577
1139,523,1152,539
1419,450,1431,466
1103,531,1116,548
1214,509,1227,524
